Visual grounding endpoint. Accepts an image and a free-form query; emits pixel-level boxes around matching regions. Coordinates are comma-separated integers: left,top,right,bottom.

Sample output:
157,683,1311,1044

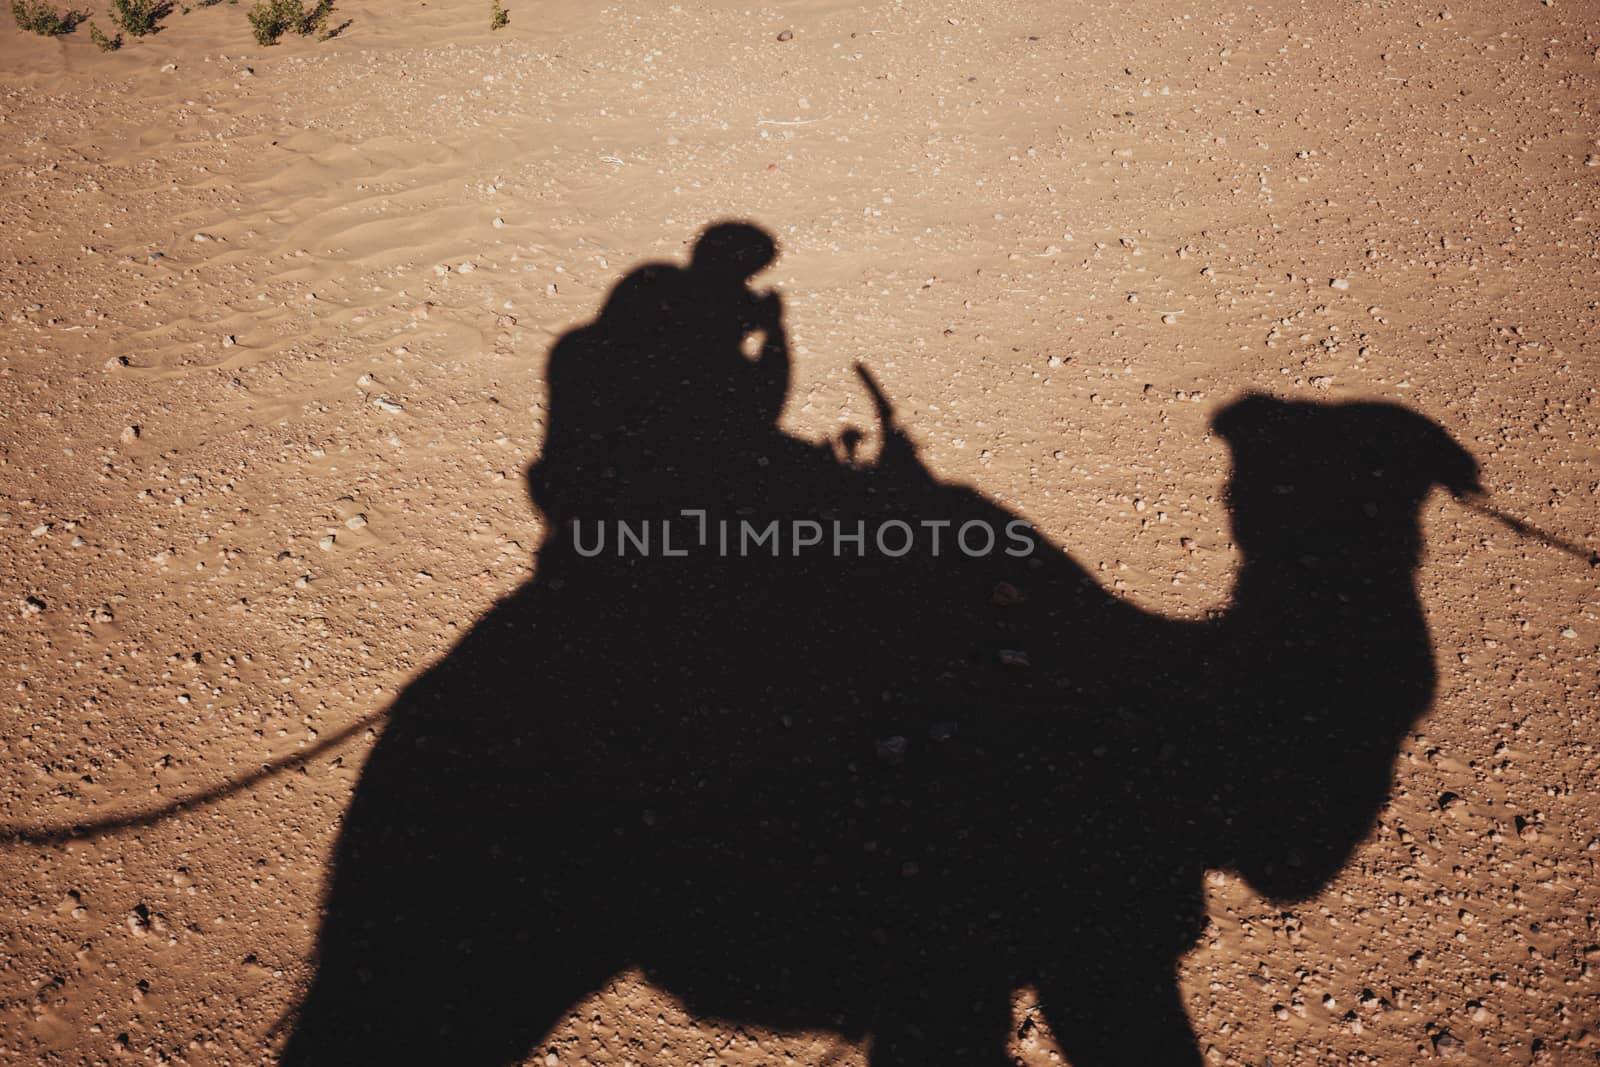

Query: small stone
1560,627,1577,639
373,397,404,414
457,262,477,274
221,334,236,348
991,581,1025,606
318,535,336,551
998,648,1031,668
776,29,793,41
120,425,140,443
193,233,216,243
875,736,908,766
160,63,177,73
344,514,368,531
492,216,506,228
90,605,114,623
1432,1031,1466,1059
496,314,517,327
21,596,45,616
1330,278,1350,290
1161,313,1178,326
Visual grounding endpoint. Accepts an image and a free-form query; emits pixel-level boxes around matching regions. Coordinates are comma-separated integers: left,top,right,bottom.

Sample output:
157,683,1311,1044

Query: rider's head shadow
687,220,778,286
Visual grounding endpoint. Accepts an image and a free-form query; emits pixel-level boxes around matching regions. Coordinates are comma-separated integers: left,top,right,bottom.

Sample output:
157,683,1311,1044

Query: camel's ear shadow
1209,391,1285,445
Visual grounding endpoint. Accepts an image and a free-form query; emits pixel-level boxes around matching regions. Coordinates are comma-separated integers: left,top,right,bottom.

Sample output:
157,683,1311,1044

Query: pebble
318,535,336,551
373,397,404,414
776,29,793,41
1432,1031,1466,1059
344,514,368,531
1330,278,1350,290
875,736,908,766
496,314,517,327
21,596,45,616
120,425,140,443
991,580,1025,606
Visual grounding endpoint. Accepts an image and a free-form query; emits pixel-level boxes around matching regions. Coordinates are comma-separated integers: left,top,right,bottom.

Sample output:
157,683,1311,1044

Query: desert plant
88,19,121,48
109,0,171,36
246,0,330,44
10,0,87,34
490,0,507,30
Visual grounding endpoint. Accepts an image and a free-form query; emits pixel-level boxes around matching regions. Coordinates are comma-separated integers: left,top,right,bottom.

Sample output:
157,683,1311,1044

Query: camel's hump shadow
281,222,1480,1067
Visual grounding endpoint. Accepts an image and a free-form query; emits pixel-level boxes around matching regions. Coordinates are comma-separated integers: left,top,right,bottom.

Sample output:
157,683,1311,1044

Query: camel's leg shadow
1035,950,1203,1067
280,904,617,1067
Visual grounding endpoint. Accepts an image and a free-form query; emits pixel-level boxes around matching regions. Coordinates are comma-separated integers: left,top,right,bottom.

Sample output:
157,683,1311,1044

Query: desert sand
1,0,1597,1063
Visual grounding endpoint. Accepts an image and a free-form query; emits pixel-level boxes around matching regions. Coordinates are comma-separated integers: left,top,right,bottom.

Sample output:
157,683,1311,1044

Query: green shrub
490,0,507,30
11,0,87,34
88,19,122,48
246,0,331,45
109,0,171,35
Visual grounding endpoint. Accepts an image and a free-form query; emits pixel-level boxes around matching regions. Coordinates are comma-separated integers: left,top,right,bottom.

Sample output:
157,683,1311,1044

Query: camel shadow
281,221,1481,1066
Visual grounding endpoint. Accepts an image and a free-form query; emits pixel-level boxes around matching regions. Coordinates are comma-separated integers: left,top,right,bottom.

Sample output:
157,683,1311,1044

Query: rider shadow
281,222,1481,1066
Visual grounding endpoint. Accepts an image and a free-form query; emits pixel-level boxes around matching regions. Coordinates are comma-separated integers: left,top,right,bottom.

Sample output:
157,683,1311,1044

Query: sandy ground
1,0,1597,1063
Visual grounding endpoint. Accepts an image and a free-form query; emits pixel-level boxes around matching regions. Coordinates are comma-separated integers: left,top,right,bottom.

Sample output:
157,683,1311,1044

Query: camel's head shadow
1213,392,1481,574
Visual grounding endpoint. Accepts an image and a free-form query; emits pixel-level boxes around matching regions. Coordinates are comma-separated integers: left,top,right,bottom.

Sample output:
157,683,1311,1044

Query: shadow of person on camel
281,221,1482,1066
